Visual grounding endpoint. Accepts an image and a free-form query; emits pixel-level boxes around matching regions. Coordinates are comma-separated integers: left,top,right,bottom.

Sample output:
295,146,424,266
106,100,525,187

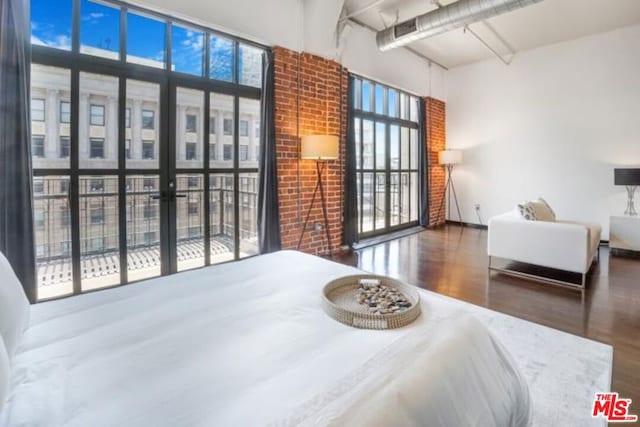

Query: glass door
168,82,261,274
351,75,421,239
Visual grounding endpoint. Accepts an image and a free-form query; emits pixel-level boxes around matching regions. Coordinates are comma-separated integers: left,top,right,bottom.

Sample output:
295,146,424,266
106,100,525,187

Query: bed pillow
0,337,9,414
0,252,30,358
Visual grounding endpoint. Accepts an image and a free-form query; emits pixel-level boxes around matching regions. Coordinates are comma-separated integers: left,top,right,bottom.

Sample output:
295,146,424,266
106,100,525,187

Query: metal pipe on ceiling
376,0,544,51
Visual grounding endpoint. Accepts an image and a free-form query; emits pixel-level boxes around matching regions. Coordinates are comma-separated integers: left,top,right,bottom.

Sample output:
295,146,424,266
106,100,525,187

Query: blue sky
31,0,244,80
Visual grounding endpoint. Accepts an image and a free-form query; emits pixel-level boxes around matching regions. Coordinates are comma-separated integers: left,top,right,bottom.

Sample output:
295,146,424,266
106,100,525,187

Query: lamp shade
301,135,339,160
438,150,462,165
614,168,640,186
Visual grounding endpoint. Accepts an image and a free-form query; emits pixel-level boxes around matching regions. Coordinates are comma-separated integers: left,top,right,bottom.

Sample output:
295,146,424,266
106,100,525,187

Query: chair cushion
0,251,30,358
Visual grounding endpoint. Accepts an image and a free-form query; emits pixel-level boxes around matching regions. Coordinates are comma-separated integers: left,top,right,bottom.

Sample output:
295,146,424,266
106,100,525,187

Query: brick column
426,97,446,226
273,47,348,256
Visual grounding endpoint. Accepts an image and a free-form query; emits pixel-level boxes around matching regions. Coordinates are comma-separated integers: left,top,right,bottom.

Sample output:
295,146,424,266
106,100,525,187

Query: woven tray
322,274,421,330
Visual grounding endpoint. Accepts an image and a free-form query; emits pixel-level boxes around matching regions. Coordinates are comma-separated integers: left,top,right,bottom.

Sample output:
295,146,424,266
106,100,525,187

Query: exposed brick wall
273,46,348,256
426,97,446,226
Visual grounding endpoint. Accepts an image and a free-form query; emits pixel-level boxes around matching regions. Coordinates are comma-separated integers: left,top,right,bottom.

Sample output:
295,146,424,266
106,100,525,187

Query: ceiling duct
376,0,543,51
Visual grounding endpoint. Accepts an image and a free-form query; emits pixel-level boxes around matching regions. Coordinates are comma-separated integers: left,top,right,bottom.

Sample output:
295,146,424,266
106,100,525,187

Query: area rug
412,288,612,427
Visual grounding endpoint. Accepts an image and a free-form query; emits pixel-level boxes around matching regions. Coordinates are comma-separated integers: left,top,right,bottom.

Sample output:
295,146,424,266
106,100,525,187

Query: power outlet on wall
313,222,323,231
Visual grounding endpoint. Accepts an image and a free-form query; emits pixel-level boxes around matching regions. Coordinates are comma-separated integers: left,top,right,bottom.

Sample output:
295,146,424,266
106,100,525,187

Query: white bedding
2,251,530,426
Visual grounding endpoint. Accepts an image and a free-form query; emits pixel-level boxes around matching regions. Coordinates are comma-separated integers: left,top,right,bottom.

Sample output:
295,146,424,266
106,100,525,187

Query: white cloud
31,35,46,46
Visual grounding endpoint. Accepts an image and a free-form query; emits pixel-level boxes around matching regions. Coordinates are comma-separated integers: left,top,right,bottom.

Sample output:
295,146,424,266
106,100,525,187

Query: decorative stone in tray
322,275,421,330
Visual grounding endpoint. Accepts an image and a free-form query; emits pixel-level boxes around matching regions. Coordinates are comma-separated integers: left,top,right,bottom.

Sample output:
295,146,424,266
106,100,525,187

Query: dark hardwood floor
334,225,640,409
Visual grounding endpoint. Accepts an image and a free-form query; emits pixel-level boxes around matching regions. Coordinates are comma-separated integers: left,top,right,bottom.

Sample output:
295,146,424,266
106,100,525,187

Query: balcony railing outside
34,175,258,300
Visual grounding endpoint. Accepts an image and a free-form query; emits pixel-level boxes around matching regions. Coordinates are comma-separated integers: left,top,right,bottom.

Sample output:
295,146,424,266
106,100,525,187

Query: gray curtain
0,0,36,302
343,77,358,246
257,49,281,253
418,99,429,226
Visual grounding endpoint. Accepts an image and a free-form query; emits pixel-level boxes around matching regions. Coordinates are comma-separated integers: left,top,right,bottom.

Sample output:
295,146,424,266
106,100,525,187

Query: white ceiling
345,0,640,68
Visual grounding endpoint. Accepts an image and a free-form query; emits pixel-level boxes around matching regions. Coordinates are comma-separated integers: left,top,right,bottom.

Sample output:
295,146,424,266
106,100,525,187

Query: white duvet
2,251,530,426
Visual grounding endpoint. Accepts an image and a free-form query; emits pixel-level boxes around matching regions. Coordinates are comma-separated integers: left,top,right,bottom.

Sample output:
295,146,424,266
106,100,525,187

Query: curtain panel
418,98,429,227
257,49,282,253
0,0,36,302
343,77,358,246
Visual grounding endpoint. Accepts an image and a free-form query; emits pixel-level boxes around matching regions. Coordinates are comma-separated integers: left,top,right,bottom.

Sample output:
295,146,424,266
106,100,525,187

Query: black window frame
349,73,424,239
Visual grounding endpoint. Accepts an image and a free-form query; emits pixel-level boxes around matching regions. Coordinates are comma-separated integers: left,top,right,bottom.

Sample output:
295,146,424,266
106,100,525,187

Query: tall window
31,99,45,121
223,118,233,135
239,120,249,137
350,75,421,237
142,141,154,159
60,101,71,123
32,136,45,157
60,137,70,158
30,0,264,301
90,138,105,158
142,110,154,129
90,104,105,126
186,114,197,133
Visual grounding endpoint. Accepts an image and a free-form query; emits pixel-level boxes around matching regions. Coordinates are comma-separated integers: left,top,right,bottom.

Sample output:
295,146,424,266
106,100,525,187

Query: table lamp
615,168,640,216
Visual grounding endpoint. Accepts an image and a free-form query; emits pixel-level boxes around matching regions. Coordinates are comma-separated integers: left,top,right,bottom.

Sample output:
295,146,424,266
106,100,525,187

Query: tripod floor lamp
436,149,463,225
296,135,339,258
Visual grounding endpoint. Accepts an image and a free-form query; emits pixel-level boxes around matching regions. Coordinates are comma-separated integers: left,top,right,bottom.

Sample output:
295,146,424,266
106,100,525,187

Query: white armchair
488,210,601,291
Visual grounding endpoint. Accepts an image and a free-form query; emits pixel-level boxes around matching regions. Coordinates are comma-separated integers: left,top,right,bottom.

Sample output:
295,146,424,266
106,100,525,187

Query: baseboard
444,220,488,230
610,247,640,258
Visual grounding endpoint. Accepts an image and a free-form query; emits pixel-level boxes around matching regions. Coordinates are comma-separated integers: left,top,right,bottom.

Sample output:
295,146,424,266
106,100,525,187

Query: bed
1,250,530,426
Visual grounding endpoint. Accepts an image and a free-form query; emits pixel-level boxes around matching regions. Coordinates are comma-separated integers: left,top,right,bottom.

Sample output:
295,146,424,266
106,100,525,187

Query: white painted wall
446,23,640,238
130,0,447,98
